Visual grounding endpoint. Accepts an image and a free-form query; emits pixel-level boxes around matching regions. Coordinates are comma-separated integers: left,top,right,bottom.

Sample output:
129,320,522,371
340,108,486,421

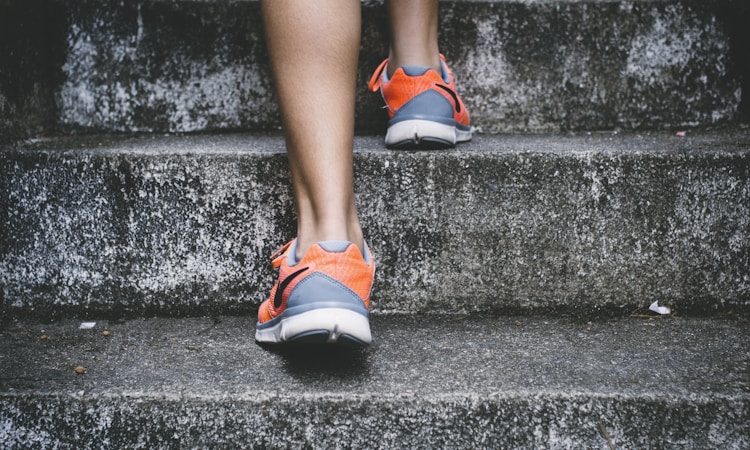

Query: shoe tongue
400,65,433,76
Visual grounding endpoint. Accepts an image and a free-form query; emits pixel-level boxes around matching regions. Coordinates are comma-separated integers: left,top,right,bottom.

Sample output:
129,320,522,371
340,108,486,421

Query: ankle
387,50,441,77
387,60,441,78
295,222,364,260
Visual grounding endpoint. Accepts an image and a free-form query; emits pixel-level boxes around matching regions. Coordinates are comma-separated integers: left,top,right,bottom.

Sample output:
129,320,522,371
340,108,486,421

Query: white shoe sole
255,308,372,346
385,119,472,149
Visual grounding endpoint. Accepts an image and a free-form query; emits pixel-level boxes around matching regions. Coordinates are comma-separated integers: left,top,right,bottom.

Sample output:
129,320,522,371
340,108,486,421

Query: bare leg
386,0,441,76
261,0,363,258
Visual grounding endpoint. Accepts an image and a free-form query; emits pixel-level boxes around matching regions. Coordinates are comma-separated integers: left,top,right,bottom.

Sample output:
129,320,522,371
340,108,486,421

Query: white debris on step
649,301,671,315
79,322,97,329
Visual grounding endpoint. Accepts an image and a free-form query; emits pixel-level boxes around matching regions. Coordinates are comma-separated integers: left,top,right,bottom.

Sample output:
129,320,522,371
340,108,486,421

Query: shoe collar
368,54,451,92
272,239,372,267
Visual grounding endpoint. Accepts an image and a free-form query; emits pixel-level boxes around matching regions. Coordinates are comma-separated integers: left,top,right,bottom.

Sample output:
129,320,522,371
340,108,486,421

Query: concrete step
1,0,748,142
2,131,749,318
1,315,748,448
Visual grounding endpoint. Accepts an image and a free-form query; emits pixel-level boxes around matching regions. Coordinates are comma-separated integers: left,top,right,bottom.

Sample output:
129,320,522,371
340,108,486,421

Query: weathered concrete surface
0,0,67,145
55,0,278,134
1,135,296,318
53,0,749,132
441,0,746,132
0,0,747,141
1,131,748,318
0,315,748,448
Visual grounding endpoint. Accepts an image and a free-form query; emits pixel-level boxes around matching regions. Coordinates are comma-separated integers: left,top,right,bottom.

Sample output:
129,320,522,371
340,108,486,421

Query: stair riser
2,135,748,317
1,0,746,142
1,395,747,449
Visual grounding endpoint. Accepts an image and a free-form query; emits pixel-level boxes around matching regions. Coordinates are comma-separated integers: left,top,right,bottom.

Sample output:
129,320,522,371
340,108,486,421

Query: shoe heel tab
400,65,433,77
318,240,353,253
317,240,374,266
368,58,389,92
270,239,296,268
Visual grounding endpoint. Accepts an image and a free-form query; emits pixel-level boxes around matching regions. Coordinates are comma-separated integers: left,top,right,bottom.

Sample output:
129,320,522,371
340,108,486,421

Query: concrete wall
1,0,748,142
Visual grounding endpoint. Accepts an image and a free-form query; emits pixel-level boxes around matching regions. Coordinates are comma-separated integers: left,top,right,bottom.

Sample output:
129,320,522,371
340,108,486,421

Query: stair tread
11,129,750,155
3,314,748,447
2,314,748,398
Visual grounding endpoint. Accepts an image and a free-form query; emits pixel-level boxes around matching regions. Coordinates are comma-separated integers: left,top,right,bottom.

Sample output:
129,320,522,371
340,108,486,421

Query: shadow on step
257,343,371,380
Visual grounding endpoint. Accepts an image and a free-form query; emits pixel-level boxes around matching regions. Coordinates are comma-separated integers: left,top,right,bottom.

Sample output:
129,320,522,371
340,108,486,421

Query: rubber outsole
384,119,471,150
283,330,370,347
388,137,455,150
255,307,372,346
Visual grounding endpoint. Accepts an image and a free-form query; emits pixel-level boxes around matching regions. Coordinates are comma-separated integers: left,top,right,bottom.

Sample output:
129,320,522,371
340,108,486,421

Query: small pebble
40,335,48,340
102,330,110,337
74,366,86,375
514,320,522,327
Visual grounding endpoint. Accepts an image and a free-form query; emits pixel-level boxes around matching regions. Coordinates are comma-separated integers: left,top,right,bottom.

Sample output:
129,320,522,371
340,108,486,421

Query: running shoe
255,239,375,346
368,54,471,150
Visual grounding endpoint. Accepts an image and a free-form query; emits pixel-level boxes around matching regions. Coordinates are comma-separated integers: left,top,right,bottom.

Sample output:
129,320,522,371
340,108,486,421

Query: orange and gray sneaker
255,239,375,346
368,54,471,150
